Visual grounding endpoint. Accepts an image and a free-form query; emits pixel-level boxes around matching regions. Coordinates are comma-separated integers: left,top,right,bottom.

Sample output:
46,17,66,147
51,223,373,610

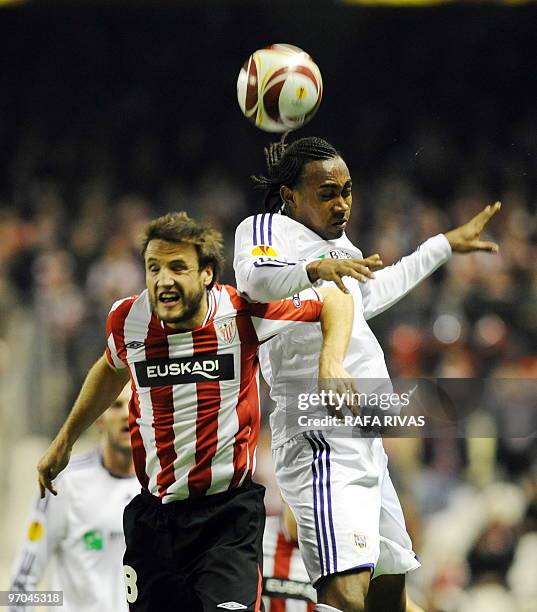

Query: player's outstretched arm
444,201,501,253
37,355,129,498
361,202,501,320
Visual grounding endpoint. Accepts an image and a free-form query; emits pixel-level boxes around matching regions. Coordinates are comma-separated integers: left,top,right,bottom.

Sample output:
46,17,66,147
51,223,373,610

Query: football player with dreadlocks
233,136,500,612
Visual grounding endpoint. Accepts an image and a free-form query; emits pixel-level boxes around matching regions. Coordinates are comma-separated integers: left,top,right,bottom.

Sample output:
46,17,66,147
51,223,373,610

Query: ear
280,185,296,212
201,265,214,288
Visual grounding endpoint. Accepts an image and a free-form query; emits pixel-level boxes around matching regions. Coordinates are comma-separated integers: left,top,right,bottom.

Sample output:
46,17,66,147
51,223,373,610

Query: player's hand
318,356,358,417
37,436,72,498
307,254,384,293
444,201,501,253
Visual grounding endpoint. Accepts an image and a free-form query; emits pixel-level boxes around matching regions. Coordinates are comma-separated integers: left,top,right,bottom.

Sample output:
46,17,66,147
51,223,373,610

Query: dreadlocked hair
251,135,339,213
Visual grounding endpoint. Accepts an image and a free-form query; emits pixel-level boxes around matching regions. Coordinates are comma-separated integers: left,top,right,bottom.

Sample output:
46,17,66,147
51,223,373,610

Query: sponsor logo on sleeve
251,245,278,257
316,250,352,260
135,354,235,386
329,249,352,259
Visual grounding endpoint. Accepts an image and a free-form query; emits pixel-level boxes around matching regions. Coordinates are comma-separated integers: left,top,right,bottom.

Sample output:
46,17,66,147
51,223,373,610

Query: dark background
1,3,535,205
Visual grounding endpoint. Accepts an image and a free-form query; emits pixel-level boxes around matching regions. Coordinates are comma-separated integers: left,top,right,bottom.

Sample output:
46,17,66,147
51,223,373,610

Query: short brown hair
141,212,225,289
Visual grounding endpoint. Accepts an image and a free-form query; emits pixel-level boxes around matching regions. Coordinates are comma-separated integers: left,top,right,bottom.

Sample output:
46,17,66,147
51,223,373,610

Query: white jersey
10,450,139,612
262,516,316,611
234,213,452,447
105,284,323,502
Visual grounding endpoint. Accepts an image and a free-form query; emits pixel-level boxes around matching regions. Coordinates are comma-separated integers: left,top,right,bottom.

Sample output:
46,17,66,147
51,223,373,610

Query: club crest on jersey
135,354,235,386
251,245,277,257
353,532,367,549
215,318,237,345
292,294,301,308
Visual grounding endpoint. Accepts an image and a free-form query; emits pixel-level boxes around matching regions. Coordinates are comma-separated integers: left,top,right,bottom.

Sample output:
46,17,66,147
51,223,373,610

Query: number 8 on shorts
123,564,139,604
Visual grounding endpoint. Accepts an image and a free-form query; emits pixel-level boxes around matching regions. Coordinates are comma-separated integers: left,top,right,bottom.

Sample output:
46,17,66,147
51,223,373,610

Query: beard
150,284,206,326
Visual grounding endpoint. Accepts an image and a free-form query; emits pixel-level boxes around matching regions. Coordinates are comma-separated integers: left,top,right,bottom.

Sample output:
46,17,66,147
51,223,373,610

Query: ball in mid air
237,44,323,133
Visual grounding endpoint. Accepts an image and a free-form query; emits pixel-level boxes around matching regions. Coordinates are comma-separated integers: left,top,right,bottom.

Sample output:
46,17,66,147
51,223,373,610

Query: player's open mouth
333,219,347,228
159,292,181,306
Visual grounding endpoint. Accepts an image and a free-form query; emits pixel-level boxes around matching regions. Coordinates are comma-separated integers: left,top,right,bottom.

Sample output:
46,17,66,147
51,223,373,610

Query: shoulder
106,292,145,329
216,284,249,313
109,295,139,314
236,213,301,244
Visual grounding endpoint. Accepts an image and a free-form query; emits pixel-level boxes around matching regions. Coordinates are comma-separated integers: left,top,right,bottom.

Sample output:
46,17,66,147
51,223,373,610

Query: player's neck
101,445,135,478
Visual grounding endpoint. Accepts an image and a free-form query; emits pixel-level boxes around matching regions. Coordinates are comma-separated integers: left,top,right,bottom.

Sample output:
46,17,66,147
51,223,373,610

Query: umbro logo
125,341,145,349
216,604,247,610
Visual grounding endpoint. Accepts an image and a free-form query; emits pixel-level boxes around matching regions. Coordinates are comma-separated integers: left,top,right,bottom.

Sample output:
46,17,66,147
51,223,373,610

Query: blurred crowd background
0,2,536,611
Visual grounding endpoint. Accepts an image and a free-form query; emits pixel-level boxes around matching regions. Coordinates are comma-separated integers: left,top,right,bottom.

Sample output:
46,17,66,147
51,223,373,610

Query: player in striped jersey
235,137,501,612
10,385,138,612
263,505,317,612
36,212,355,612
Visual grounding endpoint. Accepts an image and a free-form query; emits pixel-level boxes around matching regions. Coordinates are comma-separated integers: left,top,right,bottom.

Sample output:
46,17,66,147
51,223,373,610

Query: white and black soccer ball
237,44,323,133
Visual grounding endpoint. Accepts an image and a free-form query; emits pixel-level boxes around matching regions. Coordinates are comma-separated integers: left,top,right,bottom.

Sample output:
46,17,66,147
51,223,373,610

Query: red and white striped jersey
262,516,316,611
105,283,322,503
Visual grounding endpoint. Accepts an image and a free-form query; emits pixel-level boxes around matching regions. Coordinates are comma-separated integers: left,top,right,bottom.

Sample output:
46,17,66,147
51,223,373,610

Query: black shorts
123,481,266,612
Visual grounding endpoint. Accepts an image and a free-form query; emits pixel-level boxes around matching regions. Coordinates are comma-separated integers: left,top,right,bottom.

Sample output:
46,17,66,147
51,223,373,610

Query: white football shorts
272,431,421,586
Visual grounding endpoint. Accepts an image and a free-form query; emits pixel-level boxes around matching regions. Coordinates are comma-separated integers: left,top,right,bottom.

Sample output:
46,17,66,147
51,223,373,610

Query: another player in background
263,503,425,612
10,384,138,612
36,212,354,612
234,137,501,612
263,503,317,612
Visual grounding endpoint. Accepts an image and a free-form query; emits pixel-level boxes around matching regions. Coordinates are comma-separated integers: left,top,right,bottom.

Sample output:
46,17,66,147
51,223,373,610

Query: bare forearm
318,287,354,362
59,355,129,446
38,355,129,497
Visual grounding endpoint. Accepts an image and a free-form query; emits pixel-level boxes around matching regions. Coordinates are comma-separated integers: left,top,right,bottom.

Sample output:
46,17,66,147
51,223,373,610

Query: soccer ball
237,44,323,133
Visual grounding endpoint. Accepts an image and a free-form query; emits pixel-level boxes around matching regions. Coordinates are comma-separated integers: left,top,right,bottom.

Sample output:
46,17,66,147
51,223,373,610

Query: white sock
315,605,344,612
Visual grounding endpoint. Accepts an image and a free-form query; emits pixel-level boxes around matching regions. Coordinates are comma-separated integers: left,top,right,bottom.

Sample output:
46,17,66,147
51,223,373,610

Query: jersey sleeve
105,298,132,370
234,213,313,302
247,288,323,342
360,234,452,320
9,487,68,610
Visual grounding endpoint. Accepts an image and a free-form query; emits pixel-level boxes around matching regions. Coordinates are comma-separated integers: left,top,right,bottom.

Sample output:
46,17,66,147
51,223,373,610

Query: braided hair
251,135,339,213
